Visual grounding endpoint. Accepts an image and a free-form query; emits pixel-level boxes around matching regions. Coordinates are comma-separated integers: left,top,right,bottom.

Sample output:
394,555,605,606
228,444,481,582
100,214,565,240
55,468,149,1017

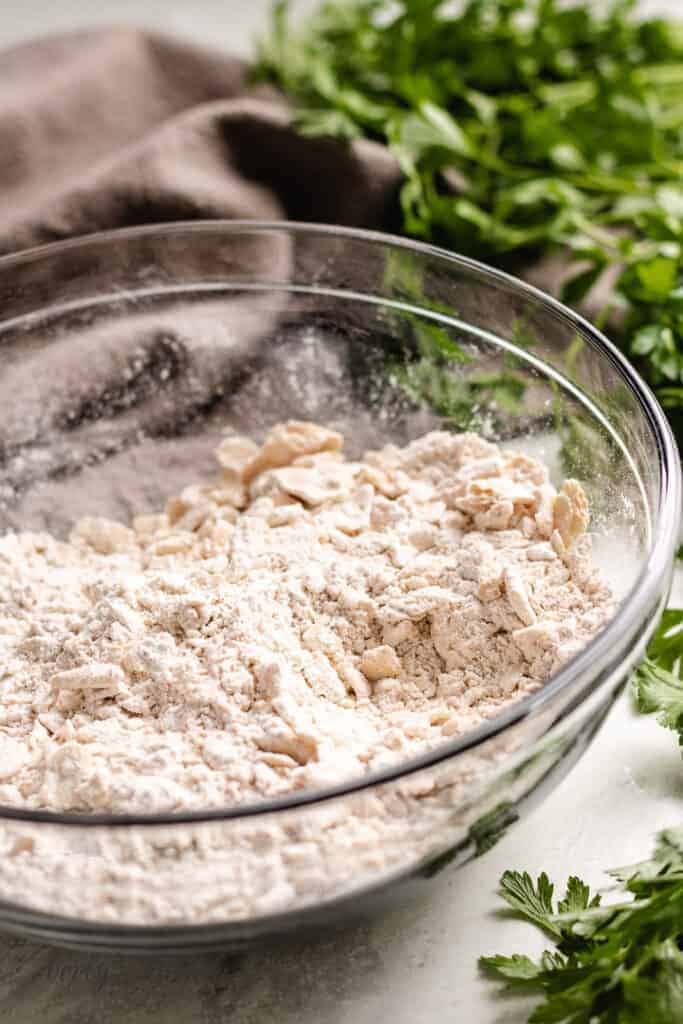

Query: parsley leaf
633,608,683,751
499,870,562,938
645,609,683,674
634,659,683,747
482,830,683,1023
557,876,600,916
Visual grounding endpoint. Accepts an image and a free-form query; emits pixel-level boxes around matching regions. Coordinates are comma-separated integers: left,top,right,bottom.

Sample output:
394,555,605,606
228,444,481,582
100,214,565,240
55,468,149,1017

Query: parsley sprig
634,608,683,754
256,0,683,445
481,832,683,1022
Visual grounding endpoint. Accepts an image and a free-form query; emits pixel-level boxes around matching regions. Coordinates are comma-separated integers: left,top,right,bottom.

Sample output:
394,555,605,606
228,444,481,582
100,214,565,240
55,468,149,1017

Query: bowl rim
0,218,679,828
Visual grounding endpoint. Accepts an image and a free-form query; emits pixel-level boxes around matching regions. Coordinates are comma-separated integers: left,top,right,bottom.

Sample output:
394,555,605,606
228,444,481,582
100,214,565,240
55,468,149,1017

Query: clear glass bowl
0,222,678,953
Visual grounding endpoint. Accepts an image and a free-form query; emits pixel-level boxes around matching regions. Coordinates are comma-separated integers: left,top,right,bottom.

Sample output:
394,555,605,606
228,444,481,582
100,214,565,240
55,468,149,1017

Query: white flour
0,422,612,815
0,423,616,926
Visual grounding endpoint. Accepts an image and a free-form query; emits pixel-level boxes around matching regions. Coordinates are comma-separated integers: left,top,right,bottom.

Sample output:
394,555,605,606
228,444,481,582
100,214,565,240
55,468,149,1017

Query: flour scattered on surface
0,422,614,815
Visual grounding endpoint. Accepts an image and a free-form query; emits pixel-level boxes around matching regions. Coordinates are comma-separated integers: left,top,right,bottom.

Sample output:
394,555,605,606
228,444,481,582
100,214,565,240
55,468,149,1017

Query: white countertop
0,3,680,1022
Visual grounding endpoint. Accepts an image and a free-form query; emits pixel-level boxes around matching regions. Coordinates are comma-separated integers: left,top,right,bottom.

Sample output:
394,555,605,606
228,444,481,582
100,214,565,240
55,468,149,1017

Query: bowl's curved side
0,222,678,949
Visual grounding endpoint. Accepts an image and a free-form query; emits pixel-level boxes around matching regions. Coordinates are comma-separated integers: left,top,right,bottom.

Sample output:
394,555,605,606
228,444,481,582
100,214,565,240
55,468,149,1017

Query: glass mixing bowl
0,222,678,953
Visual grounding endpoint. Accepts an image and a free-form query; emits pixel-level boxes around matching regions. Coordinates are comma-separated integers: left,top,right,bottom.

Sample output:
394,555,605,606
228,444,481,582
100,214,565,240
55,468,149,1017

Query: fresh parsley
481,830,683,1022
256,0,683,446
634,608,683,753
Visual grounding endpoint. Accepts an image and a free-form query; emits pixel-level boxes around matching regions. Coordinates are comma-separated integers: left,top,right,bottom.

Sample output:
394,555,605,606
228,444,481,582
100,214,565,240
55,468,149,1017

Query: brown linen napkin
0,27,402,254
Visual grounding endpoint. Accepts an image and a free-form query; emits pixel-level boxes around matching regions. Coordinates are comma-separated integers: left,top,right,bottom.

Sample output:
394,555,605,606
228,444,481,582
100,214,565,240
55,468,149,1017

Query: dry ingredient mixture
0,421,613,817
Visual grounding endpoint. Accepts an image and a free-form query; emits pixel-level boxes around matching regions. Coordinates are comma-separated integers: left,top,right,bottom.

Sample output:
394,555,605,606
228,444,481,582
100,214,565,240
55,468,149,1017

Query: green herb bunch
482,830,683,1022
256,0,683,444
634,607,683,754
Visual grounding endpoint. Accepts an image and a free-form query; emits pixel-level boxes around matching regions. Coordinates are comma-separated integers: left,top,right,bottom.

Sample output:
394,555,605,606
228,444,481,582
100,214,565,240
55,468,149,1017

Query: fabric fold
0,28,402,253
